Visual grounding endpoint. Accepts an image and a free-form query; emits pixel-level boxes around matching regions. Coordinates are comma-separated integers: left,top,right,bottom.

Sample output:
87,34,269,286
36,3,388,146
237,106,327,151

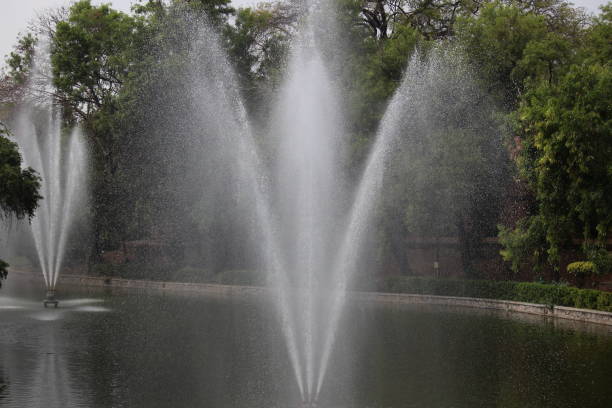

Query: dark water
1,278,612,408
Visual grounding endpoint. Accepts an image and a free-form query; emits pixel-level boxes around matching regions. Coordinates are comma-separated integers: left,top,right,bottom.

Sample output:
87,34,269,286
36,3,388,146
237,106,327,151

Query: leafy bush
567,261,597,277
373,276,612,312
585,247,612,275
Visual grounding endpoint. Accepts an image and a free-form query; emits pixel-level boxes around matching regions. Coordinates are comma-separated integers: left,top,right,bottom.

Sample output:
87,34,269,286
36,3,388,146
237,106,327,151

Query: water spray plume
13,42,87,306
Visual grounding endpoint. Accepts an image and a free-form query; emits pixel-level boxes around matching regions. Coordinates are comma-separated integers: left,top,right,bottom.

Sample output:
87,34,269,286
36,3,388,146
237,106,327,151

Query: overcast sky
0,0,608,69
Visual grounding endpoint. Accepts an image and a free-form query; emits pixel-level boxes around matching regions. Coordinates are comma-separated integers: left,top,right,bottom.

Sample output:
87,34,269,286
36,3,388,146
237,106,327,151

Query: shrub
567,261,597,277
373,276,612,313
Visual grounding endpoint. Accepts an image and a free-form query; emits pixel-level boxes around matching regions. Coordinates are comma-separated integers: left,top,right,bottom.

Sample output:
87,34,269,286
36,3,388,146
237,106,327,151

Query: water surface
1,278,611,408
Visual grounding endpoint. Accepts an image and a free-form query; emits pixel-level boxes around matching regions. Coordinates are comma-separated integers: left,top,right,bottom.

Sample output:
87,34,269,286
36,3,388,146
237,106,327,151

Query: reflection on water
1,279,612,408
0,311,90,407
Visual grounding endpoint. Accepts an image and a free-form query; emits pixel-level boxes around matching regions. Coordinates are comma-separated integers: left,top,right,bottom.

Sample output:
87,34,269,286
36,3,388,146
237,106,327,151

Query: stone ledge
353,291,612,326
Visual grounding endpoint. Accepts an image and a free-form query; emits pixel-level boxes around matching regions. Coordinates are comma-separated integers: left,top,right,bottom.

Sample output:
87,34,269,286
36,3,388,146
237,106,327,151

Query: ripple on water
73,305,111,313
60,298,105,307
28,311,65,321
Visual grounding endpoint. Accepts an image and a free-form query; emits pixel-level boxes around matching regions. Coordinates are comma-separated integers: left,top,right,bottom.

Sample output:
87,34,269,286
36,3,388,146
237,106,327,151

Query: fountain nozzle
300,399,318,408
43,289,59,308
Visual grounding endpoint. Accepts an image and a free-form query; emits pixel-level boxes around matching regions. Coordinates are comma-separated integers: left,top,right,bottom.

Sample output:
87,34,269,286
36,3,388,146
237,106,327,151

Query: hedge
89,264,612,313
375,277,612,312
90,263,264,286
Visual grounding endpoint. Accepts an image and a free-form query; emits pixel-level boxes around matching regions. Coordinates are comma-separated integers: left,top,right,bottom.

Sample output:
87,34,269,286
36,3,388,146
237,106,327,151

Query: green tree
180,0,234,24
455,1,583,106
223,2,295,123
6,33,37,86
578,3,612,65
0,122,42,286
501,63,611,276
1,33,37,108
498,4,612,278
51,0,142,119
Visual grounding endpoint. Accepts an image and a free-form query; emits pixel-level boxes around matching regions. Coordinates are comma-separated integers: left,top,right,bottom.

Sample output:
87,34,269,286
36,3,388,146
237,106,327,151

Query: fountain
177,1,430,403
246,6,493,400
12,45,87,308
5,1,492,403
1,3,610,407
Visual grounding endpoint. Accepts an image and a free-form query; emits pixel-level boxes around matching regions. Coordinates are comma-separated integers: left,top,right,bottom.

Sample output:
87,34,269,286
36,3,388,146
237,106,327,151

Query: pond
1,277,612,408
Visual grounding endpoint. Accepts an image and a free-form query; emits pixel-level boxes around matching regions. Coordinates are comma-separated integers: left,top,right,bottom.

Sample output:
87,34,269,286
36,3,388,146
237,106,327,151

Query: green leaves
0,124,42,287
507,62,612,273
0,126,41,221
6,33,37,85
455,1,581,106
491,3,612,277
51,0,142,117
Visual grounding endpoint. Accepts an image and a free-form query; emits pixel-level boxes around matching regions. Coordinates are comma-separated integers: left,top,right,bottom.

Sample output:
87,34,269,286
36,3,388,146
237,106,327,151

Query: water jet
12,43,87,299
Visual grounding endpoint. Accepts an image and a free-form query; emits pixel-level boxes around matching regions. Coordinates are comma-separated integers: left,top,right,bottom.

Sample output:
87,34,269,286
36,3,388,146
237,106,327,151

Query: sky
0,0,609,69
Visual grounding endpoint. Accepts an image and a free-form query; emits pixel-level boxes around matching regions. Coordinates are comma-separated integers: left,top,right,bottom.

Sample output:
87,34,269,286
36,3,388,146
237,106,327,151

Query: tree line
0,0,610,283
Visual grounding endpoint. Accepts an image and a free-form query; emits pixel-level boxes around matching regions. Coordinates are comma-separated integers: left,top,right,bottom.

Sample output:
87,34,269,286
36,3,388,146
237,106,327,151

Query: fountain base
43,290,58,308
300,401,318,408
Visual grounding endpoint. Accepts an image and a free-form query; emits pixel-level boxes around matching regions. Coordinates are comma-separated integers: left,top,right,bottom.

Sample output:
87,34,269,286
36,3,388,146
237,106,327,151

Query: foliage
455,1,582,106
375,276,612,312
223,2,294,121
0,125,41,220
578,4,612,65
51,0,142,119
567,261,597,277
0,122,42,287
179,0,235,24
359,0,483,40
494,3,611,277
6,33,37,85
91,263,263,285
507,63,612,271
499,215,548,275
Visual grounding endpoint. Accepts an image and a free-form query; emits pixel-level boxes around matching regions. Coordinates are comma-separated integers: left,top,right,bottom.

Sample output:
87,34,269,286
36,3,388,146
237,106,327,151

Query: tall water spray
171,17,309,400
274,14,344,403
13,46,87,297
314,55,426,396
313,49,500,398
168,5,346,401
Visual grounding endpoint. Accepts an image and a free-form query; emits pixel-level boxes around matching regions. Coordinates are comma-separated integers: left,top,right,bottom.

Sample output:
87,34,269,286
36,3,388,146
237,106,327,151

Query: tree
455,1,584,107
498,4,611,278
224,2,295,121
578,3,612,66
180,0,235,25
377,49,510,277
51,0,142,120
500,63,611,276
0,122,42,287
0,33,37,108
359,0,483,40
